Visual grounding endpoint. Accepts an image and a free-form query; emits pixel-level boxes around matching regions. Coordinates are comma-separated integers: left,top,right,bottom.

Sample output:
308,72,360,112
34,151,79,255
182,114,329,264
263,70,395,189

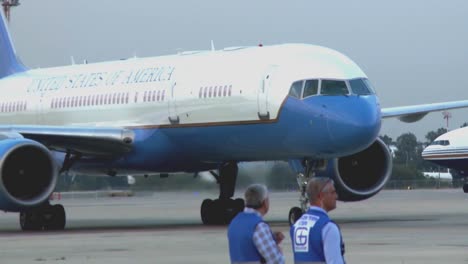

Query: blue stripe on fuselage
74,95,381,173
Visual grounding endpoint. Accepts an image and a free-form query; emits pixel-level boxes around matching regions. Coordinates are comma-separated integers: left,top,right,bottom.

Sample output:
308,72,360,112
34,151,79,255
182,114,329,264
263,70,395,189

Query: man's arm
252,222,285,264
322,222,345,264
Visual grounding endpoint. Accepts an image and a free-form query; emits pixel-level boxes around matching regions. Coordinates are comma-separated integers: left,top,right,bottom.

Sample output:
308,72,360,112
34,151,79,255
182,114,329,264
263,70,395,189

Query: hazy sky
6,0,468,141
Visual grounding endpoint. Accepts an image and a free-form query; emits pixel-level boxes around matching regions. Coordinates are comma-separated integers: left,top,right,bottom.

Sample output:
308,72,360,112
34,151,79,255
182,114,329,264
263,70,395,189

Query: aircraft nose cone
421,147,429,158
326,96,381,155
421,145,438,160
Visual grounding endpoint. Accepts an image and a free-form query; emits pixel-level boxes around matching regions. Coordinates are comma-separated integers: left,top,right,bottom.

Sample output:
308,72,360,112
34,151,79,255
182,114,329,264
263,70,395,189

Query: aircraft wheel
234,198,245,212
463,183,468,193
19,211,42,231
44,204,66,230
201,199,214,225
288,207,303,226
222,199,241,225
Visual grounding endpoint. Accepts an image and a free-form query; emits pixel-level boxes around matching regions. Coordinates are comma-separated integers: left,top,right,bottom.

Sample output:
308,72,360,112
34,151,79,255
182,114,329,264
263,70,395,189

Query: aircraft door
258,66,276,120
36,93,46,124
168,81,179,124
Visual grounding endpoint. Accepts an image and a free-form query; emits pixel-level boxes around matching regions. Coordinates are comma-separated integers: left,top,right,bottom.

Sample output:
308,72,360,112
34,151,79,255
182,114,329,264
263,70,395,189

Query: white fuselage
0,44,366,128
423,126,468,162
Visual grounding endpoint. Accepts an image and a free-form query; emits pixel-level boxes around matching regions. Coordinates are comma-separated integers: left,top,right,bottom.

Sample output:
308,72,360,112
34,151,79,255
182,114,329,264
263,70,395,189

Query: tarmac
0,189,468,263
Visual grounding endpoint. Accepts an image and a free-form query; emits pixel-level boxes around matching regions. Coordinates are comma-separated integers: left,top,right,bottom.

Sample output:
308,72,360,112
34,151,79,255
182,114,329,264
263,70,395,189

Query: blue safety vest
290,208,345,263
228,212,265,263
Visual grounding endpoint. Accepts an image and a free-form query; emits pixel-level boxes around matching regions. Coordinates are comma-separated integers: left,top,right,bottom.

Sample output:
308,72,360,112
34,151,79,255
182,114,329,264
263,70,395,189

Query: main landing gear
288,159,327,226
20,151,80,231
19,202,66,231
200,162,245,225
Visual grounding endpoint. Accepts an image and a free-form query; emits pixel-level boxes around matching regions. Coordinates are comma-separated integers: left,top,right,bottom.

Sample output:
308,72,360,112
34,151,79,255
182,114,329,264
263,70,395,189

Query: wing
381,100,468,123
0,125,134,156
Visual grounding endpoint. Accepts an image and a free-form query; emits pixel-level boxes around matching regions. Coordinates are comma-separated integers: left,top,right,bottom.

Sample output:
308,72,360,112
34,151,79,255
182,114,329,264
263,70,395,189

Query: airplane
422,126,468,191
2,12,468,231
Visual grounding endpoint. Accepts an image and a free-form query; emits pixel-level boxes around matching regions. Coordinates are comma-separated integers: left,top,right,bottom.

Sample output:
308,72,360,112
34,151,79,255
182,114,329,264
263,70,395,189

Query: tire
210,199,224,225
288,207,303,226
463,183,468,193
234,198,245,212
223,198,244,225
221,199,239,225
200,199,213,225
43,204,66,230
51,204,66,230
19,211,42,231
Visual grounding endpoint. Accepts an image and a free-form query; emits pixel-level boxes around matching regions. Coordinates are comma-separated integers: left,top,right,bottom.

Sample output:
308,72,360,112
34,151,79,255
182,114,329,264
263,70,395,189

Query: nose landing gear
288,159,327,226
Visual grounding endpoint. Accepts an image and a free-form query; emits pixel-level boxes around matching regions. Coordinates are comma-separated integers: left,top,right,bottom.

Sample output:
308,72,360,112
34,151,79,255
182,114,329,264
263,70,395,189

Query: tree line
382,122,468,184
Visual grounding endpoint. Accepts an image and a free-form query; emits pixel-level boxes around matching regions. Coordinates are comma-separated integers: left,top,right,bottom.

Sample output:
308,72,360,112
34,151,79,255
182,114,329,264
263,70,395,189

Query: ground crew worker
228,184,285,264
290,177,345,264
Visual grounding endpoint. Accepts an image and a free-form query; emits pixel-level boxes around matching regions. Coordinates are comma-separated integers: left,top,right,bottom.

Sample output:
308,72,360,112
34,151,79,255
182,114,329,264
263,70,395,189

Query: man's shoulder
323,221,341,237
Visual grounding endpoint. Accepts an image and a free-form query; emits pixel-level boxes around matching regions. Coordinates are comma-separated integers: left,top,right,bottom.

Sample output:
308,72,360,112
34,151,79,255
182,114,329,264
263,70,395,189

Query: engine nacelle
325,138,392,201
0,138,58,211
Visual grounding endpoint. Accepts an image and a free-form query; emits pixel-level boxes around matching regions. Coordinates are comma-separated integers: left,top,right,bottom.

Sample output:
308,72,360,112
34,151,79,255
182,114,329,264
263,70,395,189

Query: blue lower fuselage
71,94,381,173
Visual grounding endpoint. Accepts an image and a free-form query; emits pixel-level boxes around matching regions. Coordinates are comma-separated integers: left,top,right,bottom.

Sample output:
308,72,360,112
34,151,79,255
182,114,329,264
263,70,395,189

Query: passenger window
289,81,303,98
320,80,349,95
303,80,318,98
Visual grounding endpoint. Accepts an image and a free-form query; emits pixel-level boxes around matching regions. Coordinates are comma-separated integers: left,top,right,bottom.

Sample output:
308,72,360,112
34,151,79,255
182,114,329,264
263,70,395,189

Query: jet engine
325,138,392,201
0,138,58,211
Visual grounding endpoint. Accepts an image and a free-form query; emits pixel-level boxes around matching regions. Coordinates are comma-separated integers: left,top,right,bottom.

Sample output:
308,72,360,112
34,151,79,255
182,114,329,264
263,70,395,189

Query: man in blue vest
290,177,345,264
228,184,285,264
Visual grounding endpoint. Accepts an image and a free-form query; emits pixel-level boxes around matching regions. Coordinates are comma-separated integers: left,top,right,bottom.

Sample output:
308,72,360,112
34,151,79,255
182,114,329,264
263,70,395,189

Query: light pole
442,111,452,130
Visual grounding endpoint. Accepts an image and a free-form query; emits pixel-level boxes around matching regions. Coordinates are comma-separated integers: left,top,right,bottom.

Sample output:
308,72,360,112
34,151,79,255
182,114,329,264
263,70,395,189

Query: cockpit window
320,80,349,95
289,81,303,98
349,78,374,95
363,79,376,94
303,80,318,98
430,140,450,146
